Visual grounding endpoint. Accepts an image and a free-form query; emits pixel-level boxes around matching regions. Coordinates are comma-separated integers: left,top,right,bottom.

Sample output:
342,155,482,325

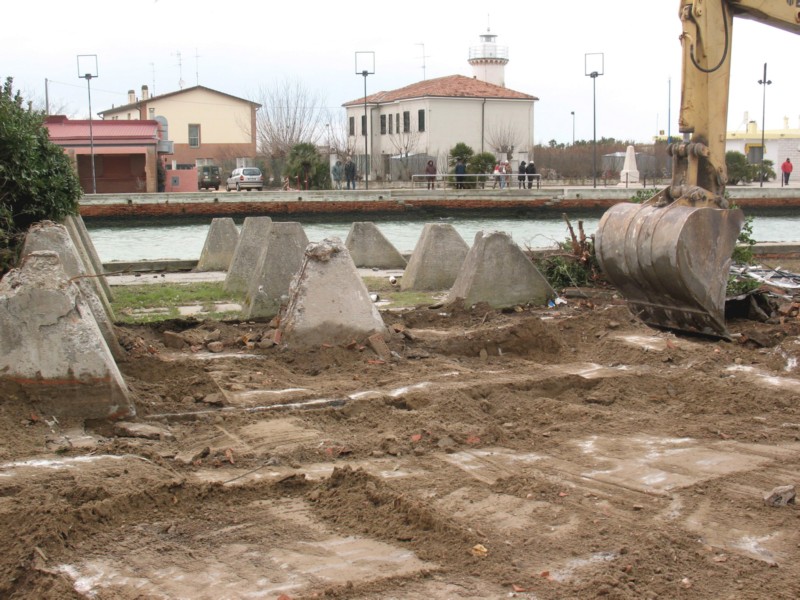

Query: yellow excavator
595,0,800,338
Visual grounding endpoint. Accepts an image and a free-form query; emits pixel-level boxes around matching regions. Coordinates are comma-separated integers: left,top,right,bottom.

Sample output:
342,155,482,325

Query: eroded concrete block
619,145,640,185
0,252,134,420
446,230,555,309
197,218,240,272
244,222,309,319
402,223,469,291
22,221,125,361
279,238,387,348
345,222,407,269
225,217,272,293
64,214,114,302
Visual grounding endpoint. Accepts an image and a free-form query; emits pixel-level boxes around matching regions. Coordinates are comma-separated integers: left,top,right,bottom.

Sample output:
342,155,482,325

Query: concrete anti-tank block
22,221,126,361
345,222,407,269
244,222,309,319
197,218,240,271
279,238,388,348
0,252,135,420
64,214,114,302
446,230,556,309
402,223,470,291
225,217,272,294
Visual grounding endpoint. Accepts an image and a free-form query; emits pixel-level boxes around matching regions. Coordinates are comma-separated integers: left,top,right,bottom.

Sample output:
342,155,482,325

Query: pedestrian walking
332,160,343,190
518,161,527,189
425,160,437,190
344,158,356,190
526,160,537,189
454,158,467,189
782,158,793,186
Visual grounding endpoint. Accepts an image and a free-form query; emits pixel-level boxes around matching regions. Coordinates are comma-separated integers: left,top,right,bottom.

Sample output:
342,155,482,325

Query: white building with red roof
343,30,538,182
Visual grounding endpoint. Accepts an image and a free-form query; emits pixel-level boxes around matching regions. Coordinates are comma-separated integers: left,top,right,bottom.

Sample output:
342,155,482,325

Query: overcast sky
4,0,798,146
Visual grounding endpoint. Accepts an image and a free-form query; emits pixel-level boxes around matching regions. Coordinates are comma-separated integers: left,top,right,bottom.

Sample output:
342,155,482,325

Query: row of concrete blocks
198,217,556,321
0,217,555,422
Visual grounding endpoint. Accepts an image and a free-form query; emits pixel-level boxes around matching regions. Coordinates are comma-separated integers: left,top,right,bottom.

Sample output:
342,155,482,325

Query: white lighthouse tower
468,28,508,87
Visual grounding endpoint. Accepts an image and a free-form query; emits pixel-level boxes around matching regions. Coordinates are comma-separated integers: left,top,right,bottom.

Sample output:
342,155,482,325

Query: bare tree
325,111,359,161
486,122,521,161
253,77,327,160
387,129,421,181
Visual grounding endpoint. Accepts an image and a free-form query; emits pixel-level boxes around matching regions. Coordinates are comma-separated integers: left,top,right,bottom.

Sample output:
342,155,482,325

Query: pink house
45,116,172,194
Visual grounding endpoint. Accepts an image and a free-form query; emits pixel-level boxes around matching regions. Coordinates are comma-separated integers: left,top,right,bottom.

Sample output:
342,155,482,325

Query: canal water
85,212,800,263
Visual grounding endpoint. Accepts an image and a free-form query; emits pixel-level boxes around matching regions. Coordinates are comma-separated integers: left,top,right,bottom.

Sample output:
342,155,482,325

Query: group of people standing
331,158,358,190
491,160,537,189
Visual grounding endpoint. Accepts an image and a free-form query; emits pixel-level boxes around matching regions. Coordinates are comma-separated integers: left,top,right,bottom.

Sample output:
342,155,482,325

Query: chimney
127,89,136,104
142,85,149,101
784,116,789,130
747,121,757,135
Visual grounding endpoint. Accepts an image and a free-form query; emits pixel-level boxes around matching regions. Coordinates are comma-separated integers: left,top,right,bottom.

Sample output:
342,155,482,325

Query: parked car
226,167,264,191
197,165,221,190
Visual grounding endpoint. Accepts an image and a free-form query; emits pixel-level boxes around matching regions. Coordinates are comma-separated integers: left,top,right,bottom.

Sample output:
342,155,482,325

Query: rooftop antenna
194,47,200,86
173,50,185,89
149,62,156,96
416,43,429,80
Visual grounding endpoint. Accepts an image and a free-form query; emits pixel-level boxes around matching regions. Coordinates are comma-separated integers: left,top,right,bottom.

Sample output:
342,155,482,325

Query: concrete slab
224,216,272,294
279,238,388,348
401,222,469,291
21,221,126,361
345,222,407,269
446,230,555,309
243,221,308,319
0,252,134,420
196,217,239,271
55,498,435,599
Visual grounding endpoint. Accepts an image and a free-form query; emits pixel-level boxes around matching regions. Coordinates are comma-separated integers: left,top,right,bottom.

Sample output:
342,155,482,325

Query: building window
361,115,367,136
389,114,393,135
380,114,386,135
418,109,425,132
349,116,355,136
396,113,400,134
188,124,200,148
403,111,410,133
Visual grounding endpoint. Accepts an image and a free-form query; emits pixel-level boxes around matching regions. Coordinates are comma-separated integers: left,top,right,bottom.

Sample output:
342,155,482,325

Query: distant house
98,85,261,172
342,30,538,181
45,116,169,193
726,116,800,174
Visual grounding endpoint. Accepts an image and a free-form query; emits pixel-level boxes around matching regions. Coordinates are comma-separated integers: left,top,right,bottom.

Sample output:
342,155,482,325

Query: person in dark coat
424,160,437,190
454,158,467,189
344,159,356,190
518,161,527,189
525,160,537,189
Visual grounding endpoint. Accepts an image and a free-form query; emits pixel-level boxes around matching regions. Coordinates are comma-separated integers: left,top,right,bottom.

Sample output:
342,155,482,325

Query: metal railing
410,173,541,190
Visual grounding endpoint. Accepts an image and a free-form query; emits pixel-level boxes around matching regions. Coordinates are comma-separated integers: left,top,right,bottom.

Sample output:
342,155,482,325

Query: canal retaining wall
79,187,800,220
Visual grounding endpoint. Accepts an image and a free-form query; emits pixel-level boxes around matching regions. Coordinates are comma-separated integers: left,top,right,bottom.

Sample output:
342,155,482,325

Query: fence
410,173,542,190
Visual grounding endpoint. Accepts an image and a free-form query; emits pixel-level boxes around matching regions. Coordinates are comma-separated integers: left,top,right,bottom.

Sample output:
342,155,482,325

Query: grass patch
111,282,243,324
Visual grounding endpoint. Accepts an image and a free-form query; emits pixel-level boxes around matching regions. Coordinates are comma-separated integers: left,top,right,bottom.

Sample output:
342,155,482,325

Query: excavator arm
595,1,800,338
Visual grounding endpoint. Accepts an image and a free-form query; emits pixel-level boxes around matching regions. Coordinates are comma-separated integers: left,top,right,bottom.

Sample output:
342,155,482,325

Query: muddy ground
3,280,800,599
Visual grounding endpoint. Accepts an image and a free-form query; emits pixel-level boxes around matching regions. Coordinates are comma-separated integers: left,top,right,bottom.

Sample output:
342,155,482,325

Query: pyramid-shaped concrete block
244,222,309,319
197,218,240,271
279,238,388,348
446,230,556,309
21,221,125,361
345,222,407,269
401,223,470,291
64,214,114,302
224,217,272,294
0,252,135,420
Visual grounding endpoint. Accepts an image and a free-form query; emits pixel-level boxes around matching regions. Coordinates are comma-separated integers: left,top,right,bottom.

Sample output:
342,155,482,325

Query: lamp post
758,62,772,188
77,54,99,194
570,111,575,145
585,53,604,188
355,51,375,190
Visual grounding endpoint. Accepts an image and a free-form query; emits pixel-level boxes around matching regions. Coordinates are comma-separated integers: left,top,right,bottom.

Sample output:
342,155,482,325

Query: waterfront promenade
78,180,800,220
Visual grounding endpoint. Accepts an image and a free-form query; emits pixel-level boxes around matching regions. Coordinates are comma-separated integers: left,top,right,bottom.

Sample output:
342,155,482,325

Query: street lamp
758,62,772,188
585,53,604,188
570,111,575,145
355,51,375,190
77,54,99,194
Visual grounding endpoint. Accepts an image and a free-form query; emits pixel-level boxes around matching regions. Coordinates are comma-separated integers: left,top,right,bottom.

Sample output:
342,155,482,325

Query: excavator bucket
595,195,744,339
